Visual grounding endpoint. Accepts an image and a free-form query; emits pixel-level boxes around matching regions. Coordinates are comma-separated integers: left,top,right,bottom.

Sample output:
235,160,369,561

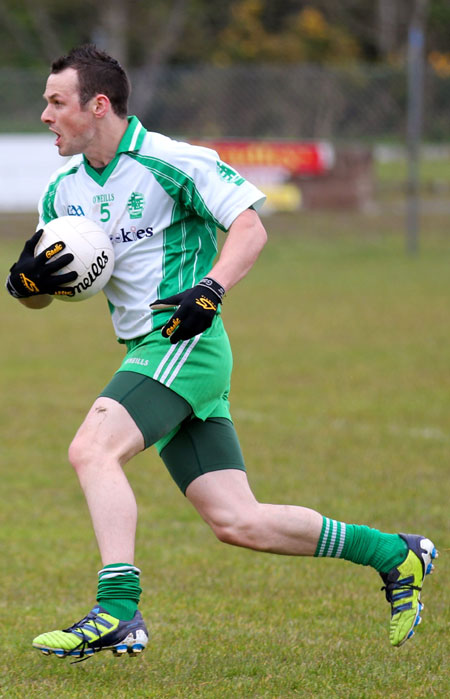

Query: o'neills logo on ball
73,251,110,295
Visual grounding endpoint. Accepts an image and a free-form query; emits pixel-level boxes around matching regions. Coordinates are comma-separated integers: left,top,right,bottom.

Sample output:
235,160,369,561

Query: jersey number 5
100,203,111,222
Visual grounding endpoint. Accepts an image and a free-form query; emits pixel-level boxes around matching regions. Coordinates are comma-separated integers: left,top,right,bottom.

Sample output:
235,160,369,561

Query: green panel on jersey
41,164,81,223
157,209,218,301
129,152,224,230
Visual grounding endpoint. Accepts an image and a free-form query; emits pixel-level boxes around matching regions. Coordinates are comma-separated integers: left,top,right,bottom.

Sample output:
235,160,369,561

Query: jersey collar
83,116,147,186
117,115,147,154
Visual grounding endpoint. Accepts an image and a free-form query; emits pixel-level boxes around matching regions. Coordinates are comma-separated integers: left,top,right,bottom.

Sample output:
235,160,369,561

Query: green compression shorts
100,371,246,494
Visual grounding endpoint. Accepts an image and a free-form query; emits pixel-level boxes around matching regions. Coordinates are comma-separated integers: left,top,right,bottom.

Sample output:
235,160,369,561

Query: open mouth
50,129,61,147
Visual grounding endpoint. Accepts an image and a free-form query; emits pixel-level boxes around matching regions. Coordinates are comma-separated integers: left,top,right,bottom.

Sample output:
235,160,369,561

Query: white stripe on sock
336,522,346,558
318,518,331,556
326,520,338,556
98,565,141,579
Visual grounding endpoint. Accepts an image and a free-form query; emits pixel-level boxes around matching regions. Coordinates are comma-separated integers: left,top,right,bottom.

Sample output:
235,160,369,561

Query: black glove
6,230,78,298
150,276,225,344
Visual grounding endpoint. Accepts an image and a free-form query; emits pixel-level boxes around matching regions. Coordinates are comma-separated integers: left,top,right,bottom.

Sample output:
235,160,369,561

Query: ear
92,94,110,118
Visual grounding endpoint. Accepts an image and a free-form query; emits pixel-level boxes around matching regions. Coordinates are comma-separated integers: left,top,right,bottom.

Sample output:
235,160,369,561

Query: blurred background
0,0,449,250
1,5,449,695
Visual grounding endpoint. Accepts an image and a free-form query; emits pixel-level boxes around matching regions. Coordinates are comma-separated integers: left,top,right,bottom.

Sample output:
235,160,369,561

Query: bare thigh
70,396,145,466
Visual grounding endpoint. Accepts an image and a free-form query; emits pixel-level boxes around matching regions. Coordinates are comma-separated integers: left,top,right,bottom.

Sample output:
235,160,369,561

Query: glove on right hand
150,276,225,344
6,230,78,298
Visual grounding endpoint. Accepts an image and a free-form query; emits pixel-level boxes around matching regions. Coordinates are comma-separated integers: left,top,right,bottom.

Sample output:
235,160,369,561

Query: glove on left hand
6,230,77,298
150,276,225,344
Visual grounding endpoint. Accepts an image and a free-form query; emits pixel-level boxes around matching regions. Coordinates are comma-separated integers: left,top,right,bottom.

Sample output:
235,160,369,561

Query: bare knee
68,399,145,475
68,432,96,474
186,471,265,550
68,428,126,475
209,506,261,549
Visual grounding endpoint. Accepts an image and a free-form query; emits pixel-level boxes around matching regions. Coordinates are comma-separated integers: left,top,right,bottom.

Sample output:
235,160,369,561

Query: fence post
406,0,428,255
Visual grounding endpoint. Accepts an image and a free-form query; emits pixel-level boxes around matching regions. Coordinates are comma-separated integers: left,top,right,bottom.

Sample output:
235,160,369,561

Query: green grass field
375,155,450,190
0,211,448,698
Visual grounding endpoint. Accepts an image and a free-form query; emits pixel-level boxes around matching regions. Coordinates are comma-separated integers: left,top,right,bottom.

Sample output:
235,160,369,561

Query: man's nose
41,105,52,123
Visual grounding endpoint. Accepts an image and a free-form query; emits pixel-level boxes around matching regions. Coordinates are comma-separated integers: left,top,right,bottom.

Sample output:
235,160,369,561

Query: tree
0,0,448,70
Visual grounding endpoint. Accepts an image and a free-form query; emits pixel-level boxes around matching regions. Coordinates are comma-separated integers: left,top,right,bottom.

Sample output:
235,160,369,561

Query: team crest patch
216,161,245,186
127,192,145,219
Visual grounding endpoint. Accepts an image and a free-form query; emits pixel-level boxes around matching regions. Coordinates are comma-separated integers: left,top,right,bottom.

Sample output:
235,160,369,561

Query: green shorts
117,314,233,422
100,372,246,494
99,317,245,492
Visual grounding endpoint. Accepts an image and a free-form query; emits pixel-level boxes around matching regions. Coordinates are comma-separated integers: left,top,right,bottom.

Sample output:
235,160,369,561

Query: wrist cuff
198,276,225,303
5,274,24,299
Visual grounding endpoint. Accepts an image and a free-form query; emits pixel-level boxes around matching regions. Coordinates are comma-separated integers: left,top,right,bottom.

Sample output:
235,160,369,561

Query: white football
35,216,114,302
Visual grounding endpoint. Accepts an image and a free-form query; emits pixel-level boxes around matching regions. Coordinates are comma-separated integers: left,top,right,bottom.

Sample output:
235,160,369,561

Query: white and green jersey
38,116,265,340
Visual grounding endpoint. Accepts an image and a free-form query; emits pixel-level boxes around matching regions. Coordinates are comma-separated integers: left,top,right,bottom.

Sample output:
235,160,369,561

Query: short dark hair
51,44,130,118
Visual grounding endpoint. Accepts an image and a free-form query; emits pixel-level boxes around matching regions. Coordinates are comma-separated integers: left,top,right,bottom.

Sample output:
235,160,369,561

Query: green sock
314,517,408,573
96,563,142,621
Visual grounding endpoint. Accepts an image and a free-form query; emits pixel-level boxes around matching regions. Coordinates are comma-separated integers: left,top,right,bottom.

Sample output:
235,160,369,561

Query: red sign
194,140,334,176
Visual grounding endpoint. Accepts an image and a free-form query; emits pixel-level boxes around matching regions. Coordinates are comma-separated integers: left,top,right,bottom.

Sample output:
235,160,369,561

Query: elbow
246,209,268,251
252,216,268,254
258,220,268,250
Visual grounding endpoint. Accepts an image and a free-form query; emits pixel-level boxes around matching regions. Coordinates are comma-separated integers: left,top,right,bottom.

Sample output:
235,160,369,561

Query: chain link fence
1,63,449,142
1,62,449,223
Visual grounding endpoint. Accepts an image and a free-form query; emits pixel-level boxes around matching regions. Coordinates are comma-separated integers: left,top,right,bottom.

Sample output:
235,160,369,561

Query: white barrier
0,134,68,212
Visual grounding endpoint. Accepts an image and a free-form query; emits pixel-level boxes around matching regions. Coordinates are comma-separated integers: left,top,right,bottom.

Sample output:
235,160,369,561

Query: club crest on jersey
216,161,245,186
127,192,145,219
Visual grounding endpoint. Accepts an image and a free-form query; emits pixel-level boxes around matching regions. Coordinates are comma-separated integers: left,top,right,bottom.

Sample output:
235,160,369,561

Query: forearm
209,209,267,292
